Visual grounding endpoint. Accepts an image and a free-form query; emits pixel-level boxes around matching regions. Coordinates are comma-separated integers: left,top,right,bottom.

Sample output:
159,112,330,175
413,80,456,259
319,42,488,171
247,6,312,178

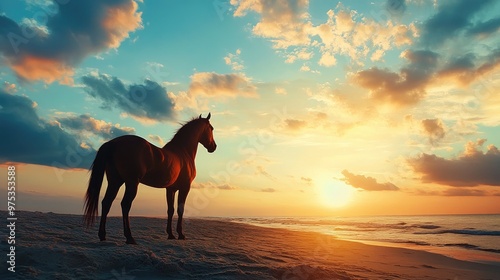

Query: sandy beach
1,211,498,279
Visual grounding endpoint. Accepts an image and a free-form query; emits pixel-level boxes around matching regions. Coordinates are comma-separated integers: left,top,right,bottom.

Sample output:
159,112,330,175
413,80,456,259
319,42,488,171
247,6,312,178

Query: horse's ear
207,112,211,120
199,114,202,119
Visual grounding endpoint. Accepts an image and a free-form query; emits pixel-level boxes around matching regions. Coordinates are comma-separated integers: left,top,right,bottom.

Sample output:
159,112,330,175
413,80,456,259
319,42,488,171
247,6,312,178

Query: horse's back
106,135,181,187
105,135,158,179
108,134,150,146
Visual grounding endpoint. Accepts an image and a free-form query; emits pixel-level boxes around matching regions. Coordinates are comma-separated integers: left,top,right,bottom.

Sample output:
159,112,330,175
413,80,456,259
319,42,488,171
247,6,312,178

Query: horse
83,113,216,244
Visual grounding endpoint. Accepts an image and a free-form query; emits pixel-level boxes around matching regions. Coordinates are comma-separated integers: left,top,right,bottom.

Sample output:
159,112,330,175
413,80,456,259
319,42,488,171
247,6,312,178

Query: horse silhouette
84,113,216,244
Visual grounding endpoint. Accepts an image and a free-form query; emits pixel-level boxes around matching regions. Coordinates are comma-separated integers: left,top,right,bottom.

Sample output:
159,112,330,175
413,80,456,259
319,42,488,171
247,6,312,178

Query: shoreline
341,238,500,266
225,216,500,266
1,211,498,279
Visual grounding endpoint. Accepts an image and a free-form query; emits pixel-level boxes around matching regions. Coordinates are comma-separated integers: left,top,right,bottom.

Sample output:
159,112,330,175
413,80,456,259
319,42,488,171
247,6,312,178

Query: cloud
217,184,238,190
55,114,135,140
0,90,95,169
467,17,500,38
441,188,491,197
231,0,311,49
192,182,238,190
352,67,424,106
284,48,313,64
299,64,315,73
406,0,500,89
260,188,276,193
255,165,276,181
231,1,416,66
414,188,497,197
275,87,287,95
148,135,165,147
352,50,439,106
347,1,500,108
0,0,142,84
409,139,500,187
284,119,307,131
81,72,176,122
167,90,206,112
386,0,407,16
224,49,244,71
436,48,500,86
419,0,494,47
318,52,337,67
188,72,257,98
421,119,445,145
312,6,416,66
341,170,399,191
352,49,500,109
301,177,313,185
2,82,17,93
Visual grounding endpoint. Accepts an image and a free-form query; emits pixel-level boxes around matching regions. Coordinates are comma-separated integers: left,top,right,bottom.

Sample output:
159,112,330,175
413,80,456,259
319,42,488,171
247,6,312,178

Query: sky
1,0,500,217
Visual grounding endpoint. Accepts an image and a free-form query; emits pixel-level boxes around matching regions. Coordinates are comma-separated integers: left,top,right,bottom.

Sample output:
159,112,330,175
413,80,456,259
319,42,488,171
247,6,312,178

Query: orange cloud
55,113,135,139
312,7,416,65
1,0,142,85
341,170,399,191
284,119,307,131
436,51,500,87
232,0,311,49
409,139,500,187
102,0,143,48
352,67,426,106
421,119,445,145
10,55,75,85
189,72,257,98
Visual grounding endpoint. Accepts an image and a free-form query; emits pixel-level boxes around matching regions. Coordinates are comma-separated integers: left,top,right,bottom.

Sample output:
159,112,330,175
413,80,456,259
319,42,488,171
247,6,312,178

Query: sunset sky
1,0,499,217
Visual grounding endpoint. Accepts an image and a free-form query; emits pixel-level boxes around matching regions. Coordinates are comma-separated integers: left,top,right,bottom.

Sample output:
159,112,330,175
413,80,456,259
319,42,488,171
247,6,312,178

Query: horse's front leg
166,188,176,239
176,187,190,240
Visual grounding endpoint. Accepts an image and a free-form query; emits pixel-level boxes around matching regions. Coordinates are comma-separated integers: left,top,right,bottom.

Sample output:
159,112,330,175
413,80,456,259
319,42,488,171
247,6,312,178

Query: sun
318,178,355,208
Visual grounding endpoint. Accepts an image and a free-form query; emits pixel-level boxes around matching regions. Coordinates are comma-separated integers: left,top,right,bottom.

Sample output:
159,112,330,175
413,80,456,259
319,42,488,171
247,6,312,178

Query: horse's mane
167,117,203,146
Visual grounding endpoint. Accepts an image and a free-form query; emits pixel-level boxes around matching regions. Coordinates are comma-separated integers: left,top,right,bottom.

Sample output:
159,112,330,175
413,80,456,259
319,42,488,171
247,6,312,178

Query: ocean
228,214,500,265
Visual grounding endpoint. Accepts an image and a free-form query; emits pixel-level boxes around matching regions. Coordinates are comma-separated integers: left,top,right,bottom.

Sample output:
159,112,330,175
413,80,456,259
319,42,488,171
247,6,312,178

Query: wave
415,229,500,236
415,224,441,230
443,243,500,254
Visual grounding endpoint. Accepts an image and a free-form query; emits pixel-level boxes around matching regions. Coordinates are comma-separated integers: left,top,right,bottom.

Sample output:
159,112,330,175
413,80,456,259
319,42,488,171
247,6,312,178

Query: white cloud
3,82,17,93
231,1,416,67
275,87,287,95
189,72,257,98
224,49,244,71
231,0,312,49
318,52,336,67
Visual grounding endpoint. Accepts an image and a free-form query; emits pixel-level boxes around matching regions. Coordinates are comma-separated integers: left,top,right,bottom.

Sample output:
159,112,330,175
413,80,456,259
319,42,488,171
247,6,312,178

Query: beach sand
1,211,498,279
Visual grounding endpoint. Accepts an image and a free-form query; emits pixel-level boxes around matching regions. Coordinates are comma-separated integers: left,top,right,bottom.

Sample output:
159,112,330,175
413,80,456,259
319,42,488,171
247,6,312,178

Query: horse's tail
84,142,112,228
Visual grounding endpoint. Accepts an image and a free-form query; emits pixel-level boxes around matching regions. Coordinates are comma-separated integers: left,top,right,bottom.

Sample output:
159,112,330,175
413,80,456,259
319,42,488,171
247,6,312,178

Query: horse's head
198,113,217,153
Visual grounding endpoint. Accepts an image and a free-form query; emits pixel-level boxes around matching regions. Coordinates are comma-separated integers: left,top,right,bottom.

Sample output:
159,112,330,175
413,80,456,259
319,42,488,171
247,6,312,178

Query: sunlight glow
318,179,355,208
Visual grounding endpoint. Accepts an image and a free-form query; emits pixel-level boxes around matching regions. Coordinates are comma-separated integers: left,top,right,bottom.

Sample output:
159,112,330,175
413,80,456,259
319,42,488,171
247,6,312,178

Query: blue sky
1,0,500,216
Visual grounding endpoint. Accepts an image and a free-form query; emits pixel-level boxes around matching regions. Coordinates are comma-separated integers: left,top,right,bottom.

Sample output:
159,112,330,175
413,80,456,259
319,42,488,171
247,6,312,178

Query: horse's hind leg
121,180,138,244
98,177,123,241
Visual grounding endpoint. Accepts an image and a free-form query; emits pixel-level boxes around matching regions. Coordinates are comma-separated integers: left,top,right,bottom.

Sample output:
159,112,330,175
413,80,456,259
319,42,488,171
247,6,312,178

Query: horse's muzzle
207,143,217,153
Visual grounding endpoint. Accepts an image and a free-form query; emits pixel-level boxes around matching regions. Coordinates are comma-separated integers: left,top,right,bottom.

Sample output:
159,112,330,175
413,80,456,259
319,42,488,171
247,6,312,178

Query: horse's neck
165,134,200,161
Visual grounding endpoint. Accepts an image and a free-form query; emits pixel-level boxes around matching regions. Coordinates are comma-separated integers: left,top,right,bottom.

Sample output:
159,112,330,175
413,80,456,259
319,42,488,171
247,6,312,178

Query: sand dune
0,211,498,279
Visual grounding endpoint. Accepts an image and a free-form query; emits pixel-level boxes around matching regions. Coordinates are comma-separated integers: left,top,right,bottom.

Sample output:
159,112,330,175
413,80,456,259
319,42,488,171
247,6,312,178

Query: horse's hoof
178,234,186,240
126,238,137,245
167,235,176,240
99,237,106,241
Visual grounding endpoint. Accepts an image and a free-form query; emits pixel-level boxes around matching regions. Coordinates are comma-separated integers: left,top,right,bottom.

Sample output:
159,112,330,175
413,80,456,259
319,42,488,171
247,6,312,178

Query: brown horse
84,113,216,244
